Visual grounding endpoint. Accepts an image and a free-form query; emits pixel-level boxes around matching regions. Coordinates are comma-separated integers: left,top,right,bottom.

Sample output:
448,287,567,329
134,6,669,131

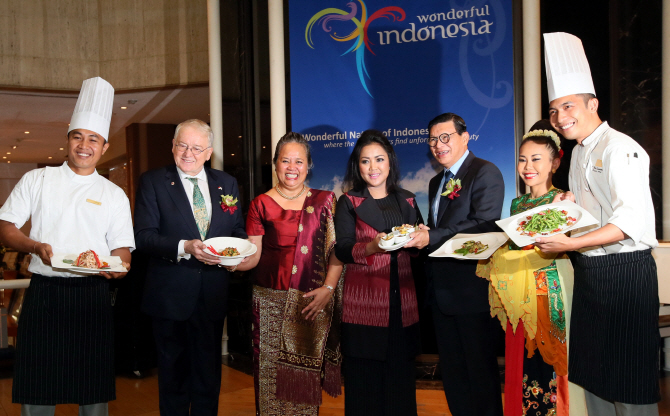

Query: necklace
275,184,307,200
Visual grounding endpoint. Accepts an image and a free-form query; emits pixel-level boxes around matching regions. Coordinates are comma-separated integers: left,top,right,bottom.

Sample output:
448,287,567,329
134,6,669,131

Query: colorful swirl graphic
305,1,406,97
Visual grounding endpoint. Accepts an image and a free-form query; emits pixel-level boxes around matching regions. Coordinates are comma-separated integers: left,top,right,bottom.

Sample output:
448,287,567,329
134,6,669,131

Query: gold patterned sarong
253,286,318,415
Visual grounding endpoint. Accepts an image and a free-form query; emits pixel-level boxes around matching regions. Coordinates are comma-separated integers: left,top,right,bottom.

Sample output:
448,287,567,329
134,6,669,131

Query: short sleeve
0,169,41,229
106,186,136,251
246,197,266,236
605,144,650,243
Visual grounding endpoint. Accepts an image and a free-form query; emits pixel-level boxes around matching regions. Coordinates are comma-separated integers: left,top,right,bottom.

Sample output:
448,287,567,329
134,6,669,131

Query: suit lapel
436,152,476,225
428,172,441,227
205,168,223,238
165,166,201,239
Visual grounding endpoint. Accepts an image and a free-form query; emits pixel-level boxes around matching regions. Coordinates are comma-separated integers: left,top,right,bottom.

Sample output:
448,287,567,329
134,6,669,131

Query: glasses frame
174,142,211,155
428,132,460,147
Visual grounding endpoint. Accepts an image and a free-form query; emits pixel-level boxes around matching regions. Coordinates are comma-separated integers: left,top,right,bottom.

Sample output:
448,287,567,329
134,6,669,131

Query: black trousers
152,287,225,416
432,307,503,416
343,302,417,416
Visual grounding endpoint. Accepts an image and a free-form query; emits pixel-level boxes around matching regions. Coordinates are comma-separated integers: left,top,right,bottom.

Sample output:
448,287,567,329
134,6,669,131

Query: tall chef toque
544,32,596,102
67,77,114,142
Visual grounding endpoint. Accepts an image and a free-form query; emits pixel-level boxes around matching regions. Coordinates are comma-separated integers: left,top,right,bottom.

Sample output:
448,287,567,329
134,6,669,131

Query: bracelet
323,284,334,294
32,242,37,253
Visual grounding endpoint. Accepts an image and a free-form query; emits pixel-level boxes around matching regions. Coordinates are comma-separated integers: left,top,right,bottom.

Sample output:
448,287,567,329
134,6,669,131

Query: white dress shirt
176,166,211,260
569,122,657,256
0,162,135,277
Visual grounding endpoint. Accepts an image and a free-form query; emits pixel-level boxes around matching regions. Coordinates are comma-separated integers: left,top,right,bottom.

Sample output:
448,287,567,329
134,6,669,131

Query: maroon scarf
275,189,342,406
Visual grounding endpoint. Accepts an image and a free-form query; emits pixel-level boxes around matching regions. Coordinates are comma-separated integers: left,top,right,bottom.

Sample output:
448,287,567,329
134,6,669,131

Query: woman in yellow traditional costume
478,129,585,416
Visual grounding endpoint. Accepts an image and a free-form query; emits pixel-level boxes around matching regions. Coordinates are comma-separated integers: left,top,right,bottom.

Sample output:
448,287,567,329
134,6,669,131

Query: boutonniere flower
440,178,462,200
220,195,238,214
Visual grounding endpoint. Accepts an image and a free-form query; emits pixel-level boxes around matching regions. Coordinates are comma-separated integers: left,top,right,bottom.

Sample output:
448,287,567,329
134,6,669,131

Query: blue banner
289,0,516,218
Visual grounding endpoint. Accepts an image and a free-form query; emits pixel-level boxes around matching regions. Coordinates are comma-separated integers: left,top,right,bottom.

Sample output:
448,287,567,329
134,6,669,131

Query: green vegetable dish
453,240,489,256
517,208,577,237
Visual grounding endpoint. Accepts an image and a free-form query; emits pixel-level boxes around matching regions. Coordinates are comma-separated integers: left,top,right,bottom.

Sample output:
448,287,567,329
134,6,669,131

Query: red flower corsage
220,195,238,214
440,178,462,200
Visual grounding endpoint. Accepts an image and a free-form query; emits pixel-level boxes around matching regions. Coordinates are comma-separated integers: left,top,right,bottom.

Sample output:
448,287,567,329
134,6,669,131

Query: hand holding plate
185,239,221,265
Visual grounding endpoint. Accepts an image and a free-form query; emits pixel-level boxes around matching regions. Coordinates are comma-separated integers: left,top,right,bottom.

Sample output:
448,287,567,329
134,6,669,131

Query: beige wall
0,0,209,91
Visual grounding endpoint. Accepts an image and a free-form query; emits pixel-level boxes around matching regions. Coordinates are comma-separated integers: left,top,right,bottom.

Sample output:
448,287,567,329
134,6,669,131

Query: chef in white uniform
0,77,134,416
534,33,659,415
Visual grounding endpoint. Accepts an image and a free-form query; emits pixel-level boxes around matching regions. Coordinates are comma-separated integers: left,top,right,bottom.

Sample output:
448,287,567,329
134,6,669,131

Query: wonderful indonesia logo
305,0,494,97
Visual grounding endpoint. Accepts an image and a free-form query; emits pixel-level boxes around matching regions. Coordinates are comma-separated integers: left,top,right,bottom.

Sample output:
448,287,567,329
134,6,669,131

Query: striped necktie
187,177,209,240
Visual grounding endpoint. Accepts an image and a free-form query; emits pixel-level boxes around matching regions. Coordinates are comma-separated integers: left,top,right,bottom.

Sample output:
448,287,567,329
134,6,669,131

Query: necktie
187,178,209,240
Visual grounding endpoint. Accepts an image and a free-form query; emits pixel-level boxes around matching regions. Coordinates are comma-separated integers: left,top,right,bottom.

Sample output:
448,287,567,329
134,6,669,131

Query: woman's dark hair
272,132,314,169
342,129,400,193
520,133,561,161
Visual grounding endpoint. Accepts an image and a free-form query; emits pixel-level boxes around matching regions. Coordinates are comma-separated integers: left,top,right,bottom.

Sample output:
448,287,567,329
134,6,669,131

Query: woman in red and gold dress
238,132,343,415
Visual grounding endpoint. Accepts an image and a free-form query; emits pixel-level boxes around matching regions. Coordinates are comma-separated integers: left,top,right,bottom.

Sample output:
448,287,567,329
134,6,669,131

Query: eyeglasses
174,142,211,155
428,132,460,147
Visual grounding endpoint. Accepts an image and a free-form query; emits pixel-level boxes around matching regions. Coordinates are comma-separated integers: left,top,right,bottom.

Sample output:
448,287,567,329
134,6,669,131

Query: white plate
429,232,509,260
378,237,413,251
203,237,257,259
495,200,598,248
51,253,127,273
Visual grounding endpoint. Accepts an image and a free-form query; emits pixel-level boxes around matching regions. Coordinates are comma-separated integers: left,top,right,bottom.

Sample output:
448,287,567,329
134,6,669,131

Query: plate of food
378,224,416,251
203,237,257,266
495,200,598,247
429,232,509,260
52,250,127,273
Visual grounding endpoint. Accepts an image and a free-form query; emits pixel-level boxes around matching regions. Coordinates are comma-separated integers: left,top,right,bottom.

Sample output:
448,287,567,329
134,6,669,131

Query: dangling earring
552,169,557,174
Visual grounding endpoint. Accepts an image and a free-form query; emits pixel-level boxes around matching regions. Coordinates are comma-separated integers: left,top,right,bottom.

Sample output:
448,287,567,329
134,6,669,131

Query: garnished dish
429,232,508,260
207,246,240,257
453,240,489,256
63,250,110,269
380,234,396,247
516,208,577,237
392,224,416,234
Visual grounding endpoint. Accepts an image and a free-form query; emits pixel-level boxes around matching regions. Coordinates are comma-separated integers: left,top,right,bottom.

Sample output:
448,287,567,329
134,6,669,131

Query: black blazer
134,165,247,321
426,152,504,315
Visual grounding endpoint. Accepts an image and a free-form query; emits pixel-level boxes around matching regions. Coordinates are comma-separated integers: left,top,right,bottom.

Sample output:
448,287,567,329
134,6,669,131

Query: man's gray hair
173,119,214,147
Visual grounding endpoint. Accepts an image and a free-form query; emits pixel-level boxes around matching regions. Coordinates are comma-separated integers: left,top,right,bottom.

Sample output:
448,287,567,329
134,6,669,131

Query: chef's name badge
86,199,102,206
592,159,603,174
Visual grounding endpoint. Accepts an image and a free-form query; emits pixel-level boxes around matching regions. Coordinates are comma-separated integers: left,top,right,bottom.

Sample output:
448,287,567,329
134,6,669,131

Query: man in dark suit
134,119,247,416
406,113,504,416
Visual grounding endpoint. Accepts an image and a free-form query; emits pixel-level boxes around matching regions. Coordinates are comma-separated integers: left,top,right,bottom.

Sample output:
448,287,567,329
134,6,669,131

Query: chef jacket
0,162,135,277
569,122,657,256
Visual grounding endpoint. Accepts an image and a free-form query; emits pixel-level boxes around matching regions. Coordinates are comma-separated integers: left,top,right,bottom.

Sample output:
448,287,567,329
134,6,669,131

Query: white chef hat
67,77,114,141
544,32,596,102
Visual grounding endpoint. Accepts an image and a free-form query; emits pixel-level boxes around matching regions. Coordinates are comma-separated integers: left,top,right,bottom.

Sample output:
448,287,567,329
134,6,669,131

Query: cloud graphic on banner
305,1,406,98
399,162,437,196
313,175,344,199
